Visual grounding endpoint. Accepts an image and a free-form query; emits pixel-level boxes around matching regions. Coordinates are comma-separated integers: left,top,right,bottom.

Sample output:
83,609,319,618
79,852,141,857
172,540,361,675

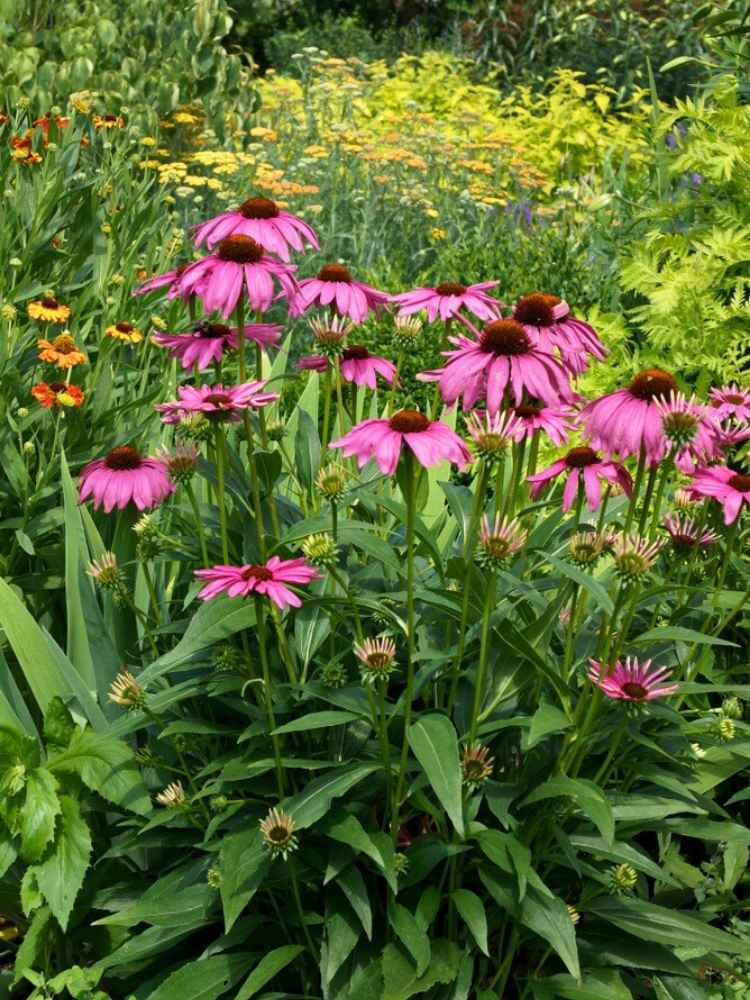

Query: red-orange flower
31,381,85,409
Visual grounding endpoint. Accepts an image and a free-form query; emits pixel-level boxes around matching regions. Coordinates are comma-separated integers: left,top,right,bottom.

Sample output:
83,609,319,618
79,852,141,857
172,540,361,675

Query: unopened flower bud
155,781,186,807
461,743,495,786
316,463,348,501
301,532,337,567
108,669,145,708
721,696,742,720
609,863,637,894
319,661,348,688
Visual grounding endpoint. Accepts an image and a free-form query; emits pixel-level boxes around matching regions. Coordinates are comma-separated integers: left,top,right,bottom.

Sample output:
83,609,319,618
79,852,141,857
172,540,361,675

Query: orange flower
38,333,87,369
27,298,70,324
94,114,125,130
31,381,84,409
33,115,71,135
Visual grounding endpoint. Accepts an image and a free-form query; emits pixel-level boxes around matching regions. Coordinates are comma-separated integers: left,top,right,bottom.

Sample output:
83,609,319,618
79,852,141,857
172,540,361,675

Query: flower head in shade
79,446,175,513
610,532,664,581
477,515,527,568
176,235,298,318
418,319,574,415
133,263,191,299
155,381,279,424
309,314,352,356
296,354,328,373
709,384,750,422
153,320,280,371
588,656,678,702
109,669,145,709
31,381,84,409
663,513,719,550
86,551,123,595
512,293,606,374
316,463,349,501
259,807,298,860
330,410,471,475
340,345,397,389
194,556,320,609
461,743,495,786
291,263,390,325
193,195,319,261
27,297,70,324
688,465,750,524
354,636,397,685
609,863,638,893
465,409,521,464
106,321,142,344
527,446,633,512
580,368,679,464
509,401,575,446
392,280,501,323
569,531,607,568
155,781,185,807
155,442,200,484
38,333,87,369
654,391,705,448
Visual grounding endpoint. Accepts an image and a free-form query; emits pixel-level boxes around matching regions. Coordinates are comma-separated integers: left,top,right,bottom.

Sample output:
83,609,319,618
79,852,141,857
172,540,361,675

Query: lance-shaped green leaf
407,714,464,837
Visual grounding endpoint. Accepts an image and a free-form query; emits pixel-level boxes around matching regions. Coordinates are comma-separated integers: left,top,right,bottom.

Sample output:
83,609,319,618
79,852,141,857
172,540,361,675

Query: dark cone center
318,264,352,283
565,446,600,468
41,297,60,309
436,282,466,296
342,345,370,360
105,446,142,471
196,322,231,339
514,403,542,419
621,682,648,700
629,369,678,402
239,196,279,219
480,320,530,356
242,564,273,582
217,235,264,264
514,292,561,327
49,382,67,392
728,473,750,493
116,322,134,333
203,393,233,408
389,409,431,433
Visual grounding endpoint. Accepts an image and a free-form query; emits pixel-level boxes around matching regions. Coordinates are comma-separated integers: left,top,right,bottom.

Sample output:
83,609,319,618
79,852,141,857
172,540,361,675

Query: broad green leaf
235,945,305,1000
633,626,737,648
0,832,17,878
219,829,271,932
13,906,52,985
381,939,462,1000
531,970,631,999
588,896,750,957
320,810,385,870
294,409,320,493
724,841,748,890
571,834,676,885
578,926,690,975
653,975,709,1000
48,728,151,815
60,450,96,689
96,924,213,973
34,795,92,931
18,768,61,862
521,887,580,979
524,703,571,750
284,763,379,829
336,863,372,940
95,884,215,928
547,556,614,615
146,953,252,1000
451,889,489,955
0,649,37,736
324,896,361,989
273,710,364,735
521,777,614,845
407,714,464,837
389,902,430,976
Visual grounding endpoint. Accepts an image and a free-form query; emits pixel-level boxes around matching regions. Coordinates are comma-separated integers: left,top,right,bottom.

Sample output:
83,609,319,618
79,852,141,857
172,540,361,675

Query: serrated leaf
48,728,151,815
13,906,52,985
18,768,61,862
407,714,463,837
381,939,461,1000
34,795,92,931
452,889,489,955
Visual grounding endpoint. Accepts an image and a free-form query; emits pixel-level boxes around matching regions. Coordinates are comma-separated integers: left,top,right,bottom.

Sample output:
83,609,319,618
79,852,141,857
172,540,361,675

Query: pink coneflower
579,368,679,464
509,401,575,446
330,409,471,475
688,465,750,524
588,656,678,702
713,421,750,449
155,382,279,424
133,263,195,302
663,513,719,549
709,384,750,422
175,236,298,318
291,263,390,325
193,197,318,261
309,314,352,355
512,293,606,374
194,556,320,609
477,515,527,567
417,319,574,415
611,532,665,580
153,321,281,371
392,281,501,323
79,446,174,513
339,346,397,389
296,354,328,372
527,446,632,511
465,410,521,462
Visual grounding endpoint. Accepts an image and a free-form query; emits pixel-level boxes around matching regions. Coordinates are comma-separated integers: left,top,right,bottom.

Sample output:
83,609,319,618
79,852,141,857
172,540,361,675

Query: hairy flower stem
392,452,417,840
446,461,489,715
288,855,318,962
254,596,285,797
637,464,659,535
467,571,497,746
322,367,332,449
141,562,162,627
624,446,647,534
648,448,677,535
185,481,209,565
213,425,230,563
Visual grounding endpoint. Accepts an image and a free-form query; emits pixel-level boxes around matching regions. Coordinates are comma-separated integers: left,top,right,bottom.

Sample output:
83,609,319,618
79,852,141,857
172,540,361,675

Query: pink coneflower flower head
176,236,298,318
290,263,390,325
193,195,319,261
153,321,281,371
610,532,665,581
588,656,678,702
418,319,575,415
580,368,679,464
309,314,353,356
688,465,750,524
713,420,750,450
133,263,192,300
477,515,527,568
512,293,606,374
709,384,750,422
194,556,320,609
509,401,575,446
392,280,501,323
674,487,698,510
654,392,705,448
663,513,719,550
330,409,472,475
465,409,521,463
527,446,632,511
354,636,398,685
339,345,397,389
79,446,174,513
155,382,279,424
296,354,328,372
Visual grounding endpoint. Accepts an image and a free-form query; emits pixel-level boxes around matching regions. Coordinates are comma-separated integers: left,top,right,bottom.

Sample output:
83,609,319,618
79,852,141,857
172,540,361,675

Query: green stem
467,571,496,746
254,596,285,797
591,716,629,785
185,480,209,565
322,367,332,449
213,425,230,563
624,445,647,534
288,856,318,961
648,447,676,536
637,463,659,535
141,562,162,627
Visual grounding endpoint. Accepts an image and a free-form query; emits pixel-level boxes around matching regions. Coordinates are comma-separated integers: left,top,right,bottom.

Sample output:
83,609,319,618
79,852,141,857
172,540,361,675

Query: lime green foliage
620,77,750,383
